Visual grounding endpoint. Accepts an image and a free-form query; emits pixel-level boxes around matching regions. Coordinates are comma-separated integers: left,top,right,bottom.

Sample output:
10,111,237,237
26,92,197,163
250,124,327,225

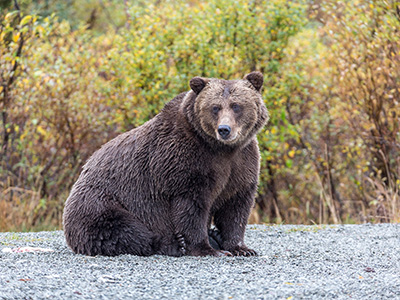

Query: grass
0,233,46,244
247,223,337,233
284,224,336,233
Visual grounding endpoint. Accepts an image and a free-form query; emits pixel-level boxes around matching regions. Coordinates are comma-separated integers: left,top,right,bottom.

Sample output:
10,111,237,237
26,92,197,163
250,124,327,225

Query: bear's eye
212,106,220,115
232,103,241,113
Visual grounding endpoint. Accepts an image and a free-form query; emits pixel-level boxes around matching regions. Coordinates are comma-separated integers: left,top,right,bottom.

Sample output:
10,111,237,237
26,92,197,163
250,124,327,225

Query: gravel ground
0,224,399,300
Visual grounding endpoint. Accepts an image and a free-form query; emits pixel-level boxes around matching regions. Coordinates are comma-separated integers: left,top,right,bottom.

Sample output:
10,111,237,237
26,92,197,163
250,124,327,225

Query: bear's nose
218,125,231,139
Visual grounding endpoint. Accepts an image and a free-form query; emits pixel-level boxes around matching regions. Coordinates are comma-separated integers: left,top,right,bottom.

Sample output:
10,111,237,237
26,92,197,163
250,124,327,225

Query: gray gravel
0,224,399,299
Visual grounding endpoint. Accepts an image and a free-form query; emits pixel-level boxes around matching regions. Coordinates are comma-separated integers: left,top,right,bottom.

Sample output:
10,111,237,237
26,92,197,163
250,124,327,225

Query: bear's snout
218,125,231,139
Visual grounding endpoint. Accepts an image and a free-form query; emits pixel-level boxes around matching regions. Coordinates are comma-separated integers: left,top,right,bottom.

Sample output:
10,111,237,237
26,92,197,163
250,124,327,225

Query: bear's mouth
216,131,240,144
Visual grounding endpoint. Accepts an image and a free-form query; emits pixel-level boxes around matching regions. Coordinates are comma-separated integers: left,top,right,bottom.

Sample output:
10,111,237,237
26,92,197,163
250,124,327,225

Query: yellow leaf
5,11,18,20
13,33,20,43
20,131,27,141
288,150,295,158
20,15,32,26
37,126,47,136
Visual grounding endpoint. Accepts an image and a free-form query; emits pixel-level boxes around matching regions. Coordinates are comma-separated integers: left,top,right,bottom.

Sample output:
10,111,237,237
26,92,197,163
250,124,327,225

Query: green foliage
1,0,306,231
1,0,399,231
321,0,400,222
257,0,400,224
0,0,127,32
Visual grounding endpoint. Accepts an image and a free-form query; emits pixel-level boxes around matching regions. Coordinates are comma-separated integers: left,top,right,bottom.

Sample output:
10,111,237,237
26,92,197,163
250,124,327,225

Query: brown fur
63,72,269,257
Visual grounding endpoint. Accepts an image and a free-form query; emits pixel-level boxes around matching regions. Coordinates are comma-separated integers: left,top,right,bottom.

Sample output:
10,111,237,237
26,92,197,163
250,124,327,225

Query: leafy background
1,0,399,231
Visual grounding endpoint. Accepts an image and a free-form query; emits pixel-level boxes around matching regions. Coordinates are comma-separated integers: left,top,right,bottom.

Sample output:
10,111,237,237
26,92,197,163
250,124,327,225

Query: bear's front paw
215,250,233,257
226,246,257,257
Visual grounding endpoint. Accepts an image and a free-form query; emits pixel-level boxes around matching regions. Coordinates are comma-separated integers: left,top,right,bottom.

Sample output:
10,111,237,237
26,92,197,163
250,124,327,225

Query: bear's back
64,92,193,231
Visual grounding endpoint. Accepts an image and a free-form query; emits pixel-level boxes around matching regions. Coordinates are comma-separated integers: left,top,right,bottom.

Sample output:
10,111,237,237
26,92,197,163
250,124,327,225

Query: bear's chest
207,144,259,203
207,154,237,201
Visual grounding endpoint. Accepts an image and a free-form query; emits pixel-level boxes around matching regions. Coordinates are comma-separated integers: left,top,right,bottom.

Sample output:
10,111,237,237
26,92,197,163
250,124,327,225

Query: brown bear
63,71,269,257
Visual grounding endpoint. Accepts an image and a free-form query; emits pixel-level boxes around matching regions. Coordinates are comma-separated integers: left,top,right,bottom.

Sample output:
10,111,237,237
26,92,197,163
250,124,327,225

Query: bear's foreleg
171,197,232,257
213,188,258,256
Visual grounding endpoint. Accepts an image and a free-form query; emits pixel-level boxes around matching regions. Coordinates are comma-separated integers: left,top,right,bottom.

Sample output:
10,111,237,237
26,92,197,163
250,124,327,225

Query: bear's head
182,71,269,149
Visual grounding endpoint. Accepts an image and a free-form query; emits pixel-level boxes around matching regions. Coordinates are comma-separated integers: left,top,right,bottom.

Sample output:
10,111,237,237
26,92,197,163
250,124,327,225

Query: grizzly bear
63,71,269,257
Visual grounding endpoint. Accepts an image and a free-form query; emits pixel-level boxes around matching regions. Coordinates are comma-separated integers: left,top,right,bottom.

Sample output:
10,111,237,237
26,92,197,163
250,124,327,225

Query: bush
0,0,306,231
257,0,400,224
1,0,399,231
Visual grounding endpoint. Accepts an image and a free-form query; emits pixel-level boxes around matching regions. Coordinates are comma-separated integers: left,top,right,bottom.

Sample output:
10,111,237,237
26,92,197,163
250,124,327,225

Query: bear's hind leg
66,207,157,257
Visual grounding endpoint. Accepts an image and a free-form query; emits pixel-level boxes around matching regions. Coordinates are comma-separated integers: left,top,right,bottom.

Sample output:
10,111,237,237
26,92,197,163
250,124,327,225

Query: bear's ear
190,77,209,94
244,71,263,92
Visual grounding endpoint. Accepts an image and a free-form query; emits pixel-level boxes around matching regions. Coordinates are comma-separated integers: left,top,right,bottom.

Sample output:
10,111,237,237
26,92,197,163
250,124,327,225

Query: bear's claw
231,248,258,256
176,233,187,255
216,250,233,257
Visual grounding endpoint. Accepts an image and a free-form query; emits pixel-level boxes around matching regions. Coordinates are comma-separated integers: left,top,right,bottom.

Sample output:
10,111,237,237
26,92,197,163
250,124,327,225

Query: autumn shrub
257,0,400,224
321,0,400,222
1,13,120,230
1,0,306,231
1,0,399,231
